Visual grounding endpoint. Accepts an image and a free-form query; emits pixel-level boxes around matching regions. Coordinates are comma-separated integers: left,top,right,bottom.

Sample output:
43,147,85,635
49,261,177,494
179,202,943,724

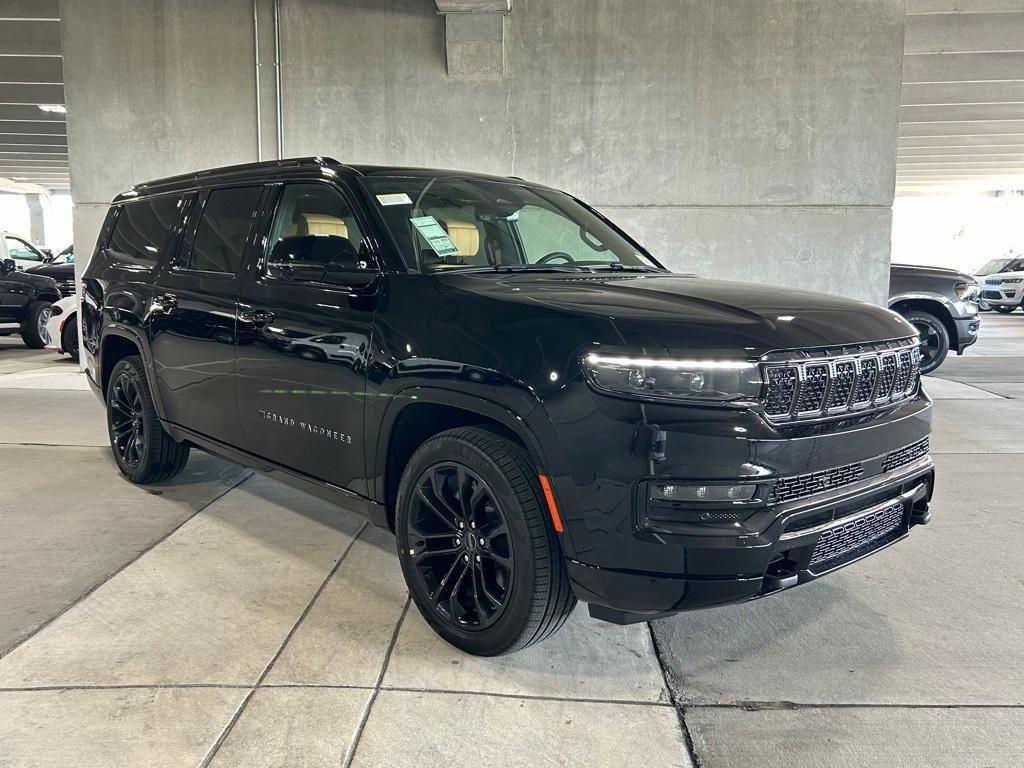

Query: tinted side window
265,183,366,282
106,196,182,269
182,186,262,274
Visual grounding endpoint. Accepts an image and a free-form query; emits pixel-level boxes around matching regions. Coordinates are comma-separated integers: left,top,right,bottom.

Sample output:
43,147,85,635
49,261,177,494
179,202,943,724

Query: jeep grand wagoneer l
81,157,934,655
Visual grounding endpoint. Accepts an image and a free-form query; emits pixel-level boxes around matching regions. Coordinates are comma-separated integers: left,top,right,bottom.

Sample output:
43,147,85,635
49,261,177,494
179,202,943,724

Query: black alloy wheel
109,370,146,469
405,462,514,630
395,427,576,656
105,356,190,483
905,310,949,375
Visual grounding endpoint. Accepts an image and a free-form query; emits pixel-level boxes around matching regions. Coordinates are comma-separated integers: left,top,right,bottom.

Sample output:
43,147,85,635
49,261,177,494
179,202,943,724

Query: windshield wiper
489,264,593,273
589,263,663,272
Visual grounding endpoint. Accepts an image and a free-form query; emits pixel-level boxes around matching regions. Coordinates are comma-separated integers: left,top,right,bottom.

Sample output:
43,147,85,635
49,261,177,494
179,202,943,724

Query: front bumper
980,287,1020,307
540,382,934,622
952,316,980,353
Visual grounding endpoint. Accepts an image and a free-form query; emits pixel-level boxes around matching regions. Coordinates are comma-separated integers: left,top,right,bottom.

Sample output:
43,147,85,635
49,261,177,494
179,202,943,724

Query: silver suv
976,257,1024,313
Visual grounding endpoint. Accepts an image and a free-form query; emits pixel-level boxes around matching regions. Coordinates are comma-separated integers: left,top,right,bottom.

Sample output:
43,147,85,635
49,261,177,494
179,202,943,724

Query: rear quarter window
106,195,183,269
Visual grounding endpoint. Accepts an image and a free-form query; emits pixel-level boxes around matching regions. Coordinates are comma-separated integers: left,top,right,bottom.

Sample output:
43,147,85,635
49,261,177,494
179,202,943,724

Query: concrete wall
62,0,907,303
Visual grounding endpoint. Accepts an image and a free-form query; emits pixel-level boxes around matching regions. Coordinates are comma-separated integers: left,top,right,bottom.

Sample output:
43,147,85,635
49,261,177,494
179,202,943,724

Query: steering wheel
536,251,576,265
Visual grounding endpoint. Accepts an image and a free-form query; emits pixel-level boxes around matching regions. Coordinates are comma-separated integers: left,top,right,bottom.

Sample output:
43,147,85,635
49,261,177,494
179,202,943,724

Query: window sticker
410,215,460,257
375,192,413,206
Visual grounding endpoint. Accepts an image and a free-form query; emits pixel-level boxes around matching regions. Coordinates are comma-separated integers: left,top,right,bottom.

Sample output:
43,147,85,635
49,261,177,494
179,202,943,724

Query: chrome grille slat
763,340,920,424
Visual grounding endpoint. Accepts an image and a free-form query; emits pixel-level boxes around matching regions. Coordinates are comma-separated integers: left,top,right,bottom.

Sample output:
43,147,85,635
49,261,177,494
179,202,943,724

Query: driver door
235,181,379,495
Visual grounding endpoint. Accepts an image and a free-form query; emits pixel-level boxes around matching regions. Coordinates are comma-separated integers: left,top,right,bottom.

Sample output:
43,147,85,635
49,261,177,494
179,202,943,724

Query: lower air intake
809,500,904,569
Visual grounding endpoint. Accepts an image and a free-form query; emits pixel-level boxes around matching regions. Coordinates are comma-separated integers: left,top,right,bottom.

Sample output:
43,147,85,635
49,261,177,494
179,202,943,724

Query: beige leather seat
437,217,479,257
297,213,348,238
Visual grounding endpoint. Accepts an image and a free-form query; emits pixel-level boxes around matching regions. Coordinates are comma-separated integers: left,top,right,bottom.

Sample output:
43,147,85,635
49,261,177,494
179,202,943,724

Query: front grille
763,340,919,424
809,500,904,568
882,437,930,473
57,279,76,297
770,461,865,503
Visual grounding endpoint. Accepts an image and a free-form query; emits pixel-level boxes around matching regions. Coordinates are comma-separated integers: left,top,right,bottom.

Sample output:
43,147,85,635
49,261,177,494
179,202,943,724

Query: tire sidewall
21,301,50,349
106,357,158,481
61,315,79,361
396,432,541,655
907,311,949,374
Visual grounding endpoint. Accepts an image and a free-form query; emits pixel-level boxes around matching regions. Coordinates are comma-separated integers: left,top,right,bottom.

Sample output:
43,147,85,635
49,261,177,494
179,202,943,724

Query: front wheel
905,310,949,374
20,301,51,349
61,315,79,362
106,356,190,484
395,427,576,656
994,304,1016,314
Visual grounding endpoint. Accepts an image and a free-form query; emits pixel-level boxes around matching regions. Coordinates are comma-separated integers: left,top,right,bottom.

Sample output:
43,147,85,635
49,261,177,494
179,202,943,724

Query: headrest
299,213,348,238
438,217,479,256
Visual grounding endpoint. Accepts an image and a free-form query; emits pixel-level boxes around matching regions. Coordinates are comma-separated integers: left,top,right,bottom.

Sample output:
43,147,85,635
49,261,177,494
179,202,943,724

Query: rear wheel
905,310,949,374
395,427,576,656
20,301,51,349
61,315,79,361
106,356,189,484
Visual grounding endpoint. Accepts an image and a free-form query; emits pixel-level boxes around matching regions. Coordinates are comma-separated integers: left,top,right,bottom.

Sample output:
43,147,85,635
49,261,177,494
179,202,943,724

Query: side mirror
267,235,370,283
0,258,15,274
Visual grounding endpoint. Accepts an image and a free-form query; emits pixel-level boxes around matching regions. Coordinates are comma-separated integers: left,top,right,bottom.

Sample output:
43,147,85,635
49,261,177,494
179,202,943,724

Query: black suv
82,158,935,656
0,257,60,348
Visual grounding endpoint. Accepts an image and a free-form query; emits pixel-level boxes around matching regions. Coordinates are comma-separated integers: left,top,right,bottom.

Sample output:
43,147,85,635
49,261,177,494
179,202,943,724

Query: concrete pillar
61,0,907,304
24,193,45,246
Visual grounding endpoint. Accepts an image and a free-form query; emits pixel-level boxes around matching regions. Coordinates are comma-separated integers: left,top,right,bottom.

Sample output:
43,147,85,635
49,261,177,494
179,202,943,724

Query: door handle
239,308,275,326
153,292,177,312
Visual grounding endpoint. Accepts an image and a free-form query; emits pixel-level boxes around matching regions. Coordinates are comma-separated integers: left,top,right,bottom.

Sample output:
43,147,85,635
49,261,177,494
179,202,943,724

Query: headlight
1003,278,1023,284
955,281,977,299
583,352,762,403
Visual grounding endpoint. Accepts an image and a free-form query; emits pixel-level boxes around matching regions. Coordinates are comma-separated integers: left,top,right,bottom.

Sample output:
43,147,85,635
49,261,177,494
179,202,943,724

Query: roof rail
130,156,341,193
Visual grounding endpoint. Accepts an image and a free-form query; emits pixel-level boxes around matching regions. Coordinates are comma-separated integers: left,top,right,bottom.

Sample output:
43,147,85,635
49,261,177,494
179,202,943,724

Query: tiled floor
1,314,1023,767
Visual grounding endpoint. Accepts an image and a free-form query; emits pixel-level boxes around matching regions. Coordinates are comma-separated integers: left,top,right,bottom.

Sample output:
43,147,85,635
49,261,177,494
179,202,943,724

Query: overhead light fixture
38,104,66,114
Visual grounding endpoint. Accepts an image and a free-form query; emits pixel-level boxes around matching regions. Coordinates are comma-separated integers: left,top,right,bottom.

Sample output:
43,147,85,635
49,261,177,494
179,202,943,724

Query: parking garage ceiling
899,0,1024,195
2,1,1023,198
0,0,67,193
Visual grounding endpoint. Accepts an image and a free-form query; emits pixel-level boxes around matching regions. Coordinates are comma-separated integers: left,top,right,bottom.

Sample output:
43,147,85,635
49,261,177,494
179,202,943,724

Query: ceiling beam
0,1,59,20
0,55,63,84
0,83,65,105
0,19,60,56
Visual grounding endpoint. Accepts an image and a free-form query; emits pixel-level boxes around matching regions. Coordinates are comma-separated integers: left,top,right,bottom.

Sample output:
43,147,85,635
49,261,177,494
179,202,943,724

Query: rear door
235,180,379,493
149,185,264,447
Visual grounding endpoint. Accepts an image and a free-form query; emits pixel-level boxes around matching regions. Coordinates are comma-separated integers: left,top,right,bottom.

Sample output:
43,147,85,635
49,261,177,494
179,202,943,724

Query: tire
61,315,79,362
994,304,1016,314
20,301,51,349
395,426,576,656
905,310,949,375
106,355,190,484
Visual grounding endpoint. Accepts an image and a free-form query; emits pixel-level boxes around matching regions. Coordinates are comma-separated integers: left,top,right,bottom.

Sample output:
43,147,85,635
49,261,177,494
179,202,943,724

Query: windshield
360,176,661,274
977,258,1020,275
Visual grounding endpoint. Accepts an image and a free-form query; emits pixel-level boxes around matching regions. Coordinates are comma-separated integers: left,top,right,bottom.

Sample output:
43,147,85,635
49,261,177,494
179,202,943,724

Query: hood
25,262,73,278
1,270,58,291
444,272,914,356
891,263,973,283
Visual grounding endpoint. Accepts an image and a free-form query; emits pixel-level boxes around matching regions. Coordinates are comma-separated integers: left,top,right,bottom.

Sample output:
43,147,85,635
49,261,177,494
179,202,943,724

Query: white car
44,295,79,361
1,232,51,271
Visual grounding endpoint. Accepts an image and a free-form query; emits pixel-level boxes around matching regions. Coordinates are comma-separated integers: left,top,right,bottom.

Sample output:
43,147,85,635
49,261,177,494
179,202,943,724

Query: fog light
652,483,757,502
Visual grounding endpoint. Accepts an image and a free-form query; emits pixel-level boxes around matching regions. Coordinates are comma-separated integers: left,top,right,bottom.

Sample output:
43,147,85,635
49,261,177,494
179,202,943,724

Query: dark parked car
0,258,60,348
888,264,980,374
26,259,76,298
81,158,934,655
